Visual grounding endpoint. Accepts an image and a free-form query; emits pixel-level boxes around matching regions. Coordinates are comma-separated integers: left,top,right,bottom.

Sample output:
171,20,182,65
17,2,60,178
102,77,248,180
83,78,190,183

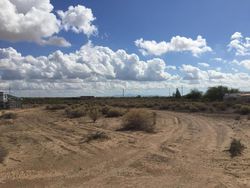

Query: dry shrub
65,107,86,118
120,109,156,133
213,102,227,111
239,105,250,115
0,146,7,163
247,115,250,120
159,104,169,110
188,105,199,112
101,106,110,115
235,115,241,121
0,112,17,120
45,104,67,111
195,103,208,111
105,108,126,118
81,131,109,143
88,108,101,122
228,139,245,157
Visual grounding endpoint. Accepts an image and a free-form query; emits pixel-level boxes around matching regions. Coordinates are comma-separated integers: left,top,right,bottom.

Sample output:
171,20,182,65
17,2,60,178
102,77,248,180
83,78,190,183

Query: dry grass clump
120,109,156,133
212,102,227,111
65,107,86,118
235,115,241,121
45,104,67,111
88,108,101,122
0,146,7,163
228,139,245,157
247,115,250,120
239,105,250,115
81,131,109,143
105,107,126,118
0,112,17,120
188,105,199,112
101,106,111,115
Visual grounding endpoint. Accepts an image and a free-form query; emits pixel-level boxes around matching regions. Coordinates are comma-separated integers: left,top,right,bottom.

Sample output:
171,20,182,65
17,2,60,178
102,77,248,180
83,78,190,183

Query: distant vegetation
173,88,182,99
185,89,203,100
26,85,250,115
203,86,239,101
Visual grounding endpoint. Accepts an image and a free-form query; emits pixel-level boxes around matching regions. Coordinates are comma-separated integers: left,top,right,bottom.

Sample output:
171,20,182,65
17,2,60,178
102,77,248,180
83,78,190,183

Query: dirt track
0,108,250,188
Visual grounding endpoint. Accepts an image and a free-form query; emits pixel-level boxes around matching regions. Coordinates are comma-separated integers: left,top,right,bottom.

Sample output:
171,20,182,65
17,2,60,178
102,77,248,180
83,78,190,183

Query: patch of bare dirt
0,107,249,187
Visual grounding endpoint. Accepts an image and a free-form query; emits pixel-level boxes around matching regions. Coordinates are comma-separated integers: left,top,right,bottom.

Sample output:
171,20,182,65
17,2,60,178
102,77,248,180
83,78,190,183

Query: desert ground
0,107,250,188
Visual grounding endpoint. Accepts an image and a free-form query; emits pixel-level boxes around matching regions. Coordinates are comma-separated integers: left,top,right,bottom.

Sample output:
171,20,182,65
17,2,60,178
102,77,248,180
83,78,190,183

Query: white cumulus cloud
228,32,250,56
0,1,98,46
0,0,69,46
135,35,212,57
57,5,98,37
180,64,250,88
0,43,172,82
198,62,210,68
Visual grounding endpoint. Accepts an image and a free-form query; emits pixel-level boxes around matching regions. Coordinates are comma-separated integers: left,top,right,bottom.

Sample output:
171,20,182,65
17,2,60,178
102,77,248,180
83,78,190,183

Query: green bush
204,86,238,101
185,89,203,100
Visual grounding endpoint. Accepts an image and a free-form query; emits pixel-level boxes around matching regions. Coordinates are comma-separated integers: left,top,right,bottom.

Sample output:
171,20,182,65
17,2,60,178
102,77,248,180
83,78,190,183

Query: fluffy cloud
0,0,67,46
39,36,71,47
228,32,250,56
231,59,250,70
166,65,177,70
57,5,97,37
0,43,172,82
198,62,210,68
135,35,212,57
180,64,208,82
239,59,250,70
0,1,98,46
180,64,250,88
180,64,223,82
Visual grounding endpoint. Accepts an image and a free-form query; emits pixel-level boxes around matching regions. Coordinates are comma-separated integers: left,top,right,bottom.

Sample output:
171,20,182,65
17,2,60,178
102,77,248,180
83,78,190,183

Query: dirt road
0,108,249,187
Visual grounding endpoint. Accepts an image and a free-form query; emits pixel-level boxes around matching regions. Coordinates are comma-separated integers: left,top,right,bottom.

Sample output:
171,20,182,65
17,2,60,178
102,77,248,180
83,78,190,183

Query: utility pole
122,89,125,97
181,85,184,96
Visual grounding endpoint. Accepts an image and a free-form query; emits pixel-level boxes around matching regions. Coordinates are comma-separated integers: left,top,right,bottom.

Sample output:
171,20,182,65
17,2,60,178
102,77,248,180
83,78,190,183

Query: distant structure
0,92,22,109
79,96,95,100
224,92,250,102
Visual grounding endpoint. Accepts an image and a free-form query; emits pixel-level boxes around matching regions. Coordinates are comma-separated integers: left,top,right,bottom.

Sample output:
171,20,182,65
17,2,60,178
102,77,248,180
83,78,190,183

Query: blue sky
1,0,250,96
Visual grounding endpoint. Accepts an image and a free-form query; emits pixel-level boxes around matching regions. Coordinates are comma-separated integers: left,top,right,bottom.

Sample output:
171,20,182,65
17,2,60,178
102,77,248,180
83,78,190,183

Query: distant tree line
173,86,239,101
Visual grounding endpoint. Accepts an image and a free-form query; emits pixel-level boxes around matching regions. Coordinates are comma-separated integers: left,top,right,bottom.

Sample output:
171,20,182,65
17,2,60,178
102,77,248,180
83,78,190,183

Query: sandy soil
0,107,250,188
